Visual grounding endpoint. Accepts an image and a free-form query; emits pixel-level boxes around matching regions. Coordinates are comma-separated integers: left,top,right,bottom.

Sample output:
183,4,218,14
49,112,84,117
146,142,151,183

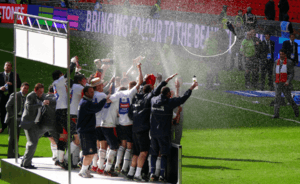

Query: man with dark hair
0,62,22,133
5,82,29,158
272,49,299,118
282,33,298,66
265,0,275,20
67,73,87,168
111,62,143,174
149,81,198,182
127,73,177,181
20,83,50,169
77,86,109,178
260,32,275,91
52,56,78,169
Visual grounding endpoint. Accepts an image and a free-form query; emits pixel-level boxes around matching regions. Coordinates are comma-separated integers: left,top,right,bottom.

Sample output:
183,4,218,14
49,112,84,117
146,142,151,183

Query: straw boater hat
94,59,101,64
90,77,104,87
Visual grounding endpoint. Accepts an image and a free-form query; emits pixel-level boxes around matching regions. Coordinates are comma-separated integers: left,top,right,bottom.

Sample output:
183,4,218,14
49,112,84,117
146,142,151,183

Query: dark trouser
0,93,9,131
7,118,21,158
274,83,299,117
229,41,243,70
279,13,287,21
260,59,274,90
21,122,59,167
245,56,259,88
170,110,183,145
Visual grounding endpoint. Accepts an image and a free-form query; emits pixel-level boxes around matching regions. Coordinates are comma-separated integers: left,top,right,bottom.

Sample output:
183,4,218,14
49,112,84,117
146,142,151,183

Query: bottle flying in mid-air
193,75,198,90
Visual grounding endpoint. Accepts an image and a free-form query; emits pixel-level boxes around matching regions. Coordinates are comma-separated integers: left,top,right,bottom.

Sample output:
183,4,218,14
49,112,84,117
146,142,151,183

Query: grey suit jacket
4,91,24,124
40,93,56,125
20,91,45,130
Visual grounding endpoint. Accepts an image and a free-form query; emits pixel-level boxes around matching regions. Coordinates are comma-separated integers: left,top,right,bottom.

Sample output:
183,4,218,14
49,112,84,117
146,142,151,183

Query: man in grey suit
20,83,50,169
272,49,299,118
5,82,29,158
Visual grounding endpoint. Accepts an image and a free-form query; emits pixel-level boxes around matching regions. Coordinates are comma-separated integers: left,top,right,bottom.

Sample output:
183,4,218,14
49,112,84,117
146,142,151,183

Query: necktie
292,41,295,54
5,73,9,83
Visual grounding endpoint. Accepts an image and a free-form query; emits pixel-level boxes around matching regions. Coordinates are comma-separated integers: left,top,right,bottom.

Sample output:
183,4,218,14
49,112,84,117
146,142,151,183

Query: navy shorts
96,127,106,141
55,109,77,135
119,125,133,143
150,136,171,156
79,132,97,156
132,130,150,156
101,127,119,150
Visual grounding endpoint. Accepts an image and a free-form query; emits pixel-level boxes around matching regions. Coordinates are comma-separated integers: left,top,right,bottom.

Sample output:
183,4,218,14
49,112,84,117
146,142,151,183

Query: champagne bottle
193,75,198,90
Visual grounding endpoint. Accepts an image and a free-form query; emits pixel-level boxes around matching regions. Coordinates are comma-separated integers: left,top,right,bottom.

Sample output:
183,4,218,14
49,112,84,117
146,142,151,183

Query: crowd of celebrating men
0,54,198,182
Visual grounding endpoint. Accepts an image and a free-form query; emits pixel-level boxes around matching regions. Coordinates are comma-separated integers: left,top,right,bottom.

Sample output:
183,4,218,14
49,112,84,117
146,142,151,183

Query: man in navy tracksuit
77,86,110,178
127,73,178,181
149,81,198,181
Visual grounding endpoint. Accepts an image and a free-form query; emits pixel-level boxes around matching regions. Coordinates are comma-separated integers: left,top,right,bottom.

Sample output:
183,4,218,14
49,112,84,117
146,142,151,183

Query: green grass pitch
1,27,300,183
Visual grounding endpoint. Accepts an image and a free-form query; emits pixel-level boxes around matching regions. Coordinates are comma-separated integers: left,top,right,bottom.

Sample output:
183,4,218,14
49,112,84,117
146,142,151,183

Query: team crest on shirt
89,148,93,153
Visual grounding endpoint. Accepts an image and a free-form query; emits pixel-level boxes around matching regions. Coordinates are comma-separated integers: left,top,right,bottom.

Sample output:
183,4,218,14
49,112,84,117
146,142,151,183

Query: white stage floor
2,157,163,184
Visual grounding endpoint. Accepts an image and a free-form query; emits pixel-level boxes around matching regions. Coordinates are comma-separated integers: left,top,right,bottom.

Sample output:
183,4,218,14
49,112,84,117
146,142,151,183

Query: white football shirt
110,86,137,126
70,84,84,115
52,76,68,110
93,91,107,127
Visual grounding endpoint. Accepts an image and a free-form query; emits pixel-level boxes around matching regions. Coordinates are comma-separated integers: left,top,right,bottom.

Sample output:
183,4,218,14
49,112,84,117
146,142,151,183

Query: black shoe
295,113,299,118
134,175,148,182
104,170,118,177
271,115,279,119
149,174,159,182
158,175,165,182
56,161,68,170
120,170,128,176
126,174,134,180
21,164,37,169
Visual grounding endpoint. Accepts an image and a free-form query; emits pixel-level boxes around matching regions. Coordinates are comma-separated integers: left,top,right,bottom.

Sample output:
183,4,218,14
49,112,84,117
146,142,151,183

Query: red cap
146,74,156,86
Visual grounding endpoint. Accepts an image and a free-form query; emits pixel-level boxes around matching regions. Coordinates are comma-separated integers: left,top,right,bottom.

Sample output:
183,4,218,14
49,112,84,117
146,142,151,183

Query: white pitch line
191,96,300,124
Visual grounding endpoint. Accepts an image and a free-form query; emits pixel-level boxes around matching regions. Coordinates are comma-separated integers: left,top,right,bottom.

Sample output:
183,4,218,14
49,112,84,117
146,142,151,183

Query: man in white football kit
111,62,143,174
52,56,79,169
68,73,87,167
89,77,107,174
98,84,120,177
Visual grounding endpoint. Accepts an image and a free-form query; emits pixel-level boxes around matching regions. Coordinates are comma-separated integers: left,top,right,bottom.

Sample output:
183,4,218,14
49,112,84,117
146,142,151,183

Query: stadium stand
74,0,300,23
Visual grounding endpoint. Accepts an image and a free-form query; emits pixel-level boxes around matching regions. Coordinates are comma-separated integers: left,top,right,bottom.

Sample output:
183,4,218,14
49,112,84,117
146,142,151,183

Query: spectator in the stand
229,11,245,71
5,82,29,158
123,0,130,15
282,33,298,66
204,31,219,90
265,0,275,20
250,29,262,89
278,0,289,21
94,0,103,11
216,23,229,72
240,31,256,89
272,49,298,118
218,5,228,29
243,7,257,31
0,62,22,133
260,32,275,91
280,14,293,38
150,0,161,19
234,10,244,25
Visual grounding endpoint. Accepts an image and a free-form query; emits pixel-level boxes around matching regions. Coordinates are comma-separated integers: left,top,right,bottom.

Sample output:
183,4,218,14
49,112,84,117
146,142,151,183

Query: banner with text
0,4,27,23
